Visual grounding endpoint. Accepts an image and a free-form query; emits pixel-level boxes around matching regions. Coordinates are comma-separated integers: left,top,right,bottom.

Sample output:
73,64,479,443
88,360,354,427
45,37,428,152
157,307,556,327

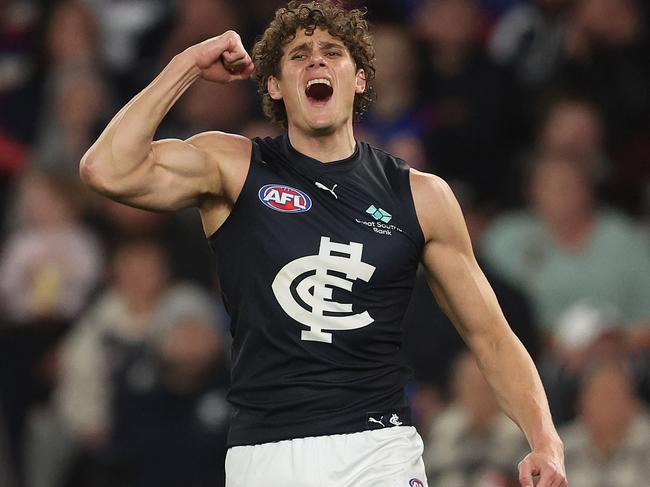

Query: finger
223,51,251,71
518,461,536,487
196,40,230,69
228,62,255,81
549,471,568,487
223,46,248,60
518,470,533,487
533,466,562,487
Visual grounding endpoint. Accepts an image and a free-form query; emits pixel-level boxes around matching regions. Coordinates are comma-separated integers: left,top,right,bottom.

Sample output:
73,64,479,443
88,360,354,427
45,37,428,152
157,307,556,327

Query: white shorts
225,426,428,487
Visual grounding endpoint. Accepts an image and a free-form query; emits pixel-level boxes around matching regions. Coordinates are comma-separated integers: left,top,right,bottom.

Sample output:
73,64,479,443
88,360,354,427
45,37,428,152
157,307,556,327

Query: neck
287,122,356,163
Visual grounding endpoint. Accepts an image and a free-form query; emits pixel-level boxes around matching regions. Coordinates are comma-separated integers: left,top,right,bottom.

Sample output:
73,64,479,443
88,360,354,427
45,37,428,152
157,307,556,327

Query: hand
187,30,254,83
518,444,567,487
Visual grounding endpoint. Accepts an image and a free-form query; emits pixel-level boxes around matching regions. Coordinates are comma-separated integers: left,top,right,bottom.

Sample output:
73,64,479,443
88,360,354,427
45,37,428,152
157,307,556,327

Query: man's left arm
410,170,567,487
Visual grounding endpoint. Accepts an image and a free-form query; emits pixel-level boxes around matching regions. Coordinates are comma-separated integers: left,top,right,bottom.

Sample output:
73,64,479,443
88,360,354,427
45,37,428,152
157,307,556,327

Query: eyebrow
287,40,346,56
287,42,311,56
319,41,345,50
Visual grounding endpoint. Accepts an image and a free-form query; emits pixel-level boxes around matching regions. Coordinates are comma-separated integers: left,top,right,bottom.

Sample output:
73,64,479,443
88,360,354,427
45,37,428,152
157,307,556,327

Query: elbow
78,152,94,186
79,150,114,195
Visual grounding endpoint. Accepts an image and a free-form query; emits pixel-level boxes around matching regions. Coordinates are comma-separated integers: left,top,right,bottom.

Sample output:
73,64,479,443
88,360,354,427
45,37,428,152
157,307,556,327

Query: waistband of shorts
227,405,413,447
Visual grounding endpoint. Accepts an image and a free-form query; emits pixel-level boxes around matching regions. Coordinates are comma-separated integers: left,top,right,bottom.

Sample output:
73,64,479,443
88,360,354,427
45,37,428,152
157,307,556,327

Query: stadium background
0,0,649,486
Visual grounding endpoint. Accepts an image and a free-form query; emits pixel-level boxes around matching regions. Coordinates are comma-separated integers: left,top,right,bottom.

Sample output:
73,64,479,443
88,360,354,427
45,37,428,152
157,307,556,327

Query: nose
308,52,327,68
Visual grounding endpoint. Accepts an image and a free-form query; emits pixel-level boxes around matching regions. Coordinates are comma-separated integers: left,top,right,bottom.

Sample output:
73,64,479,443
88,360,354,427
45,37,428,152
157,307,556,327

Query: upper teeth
306,78,331,89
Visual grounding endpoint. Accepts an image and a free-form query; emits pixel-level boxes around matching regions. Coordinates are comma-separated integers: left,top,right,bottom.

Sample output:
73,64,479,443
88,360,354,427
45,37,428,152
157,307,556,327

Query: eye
327,51,341,57
291,54,306,60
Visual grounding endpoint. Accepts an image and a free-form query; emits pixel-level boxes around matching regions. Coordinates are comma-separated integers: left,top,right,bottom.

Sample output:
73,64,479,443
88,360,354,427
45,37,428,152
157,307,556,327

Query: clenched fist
186,31,254,83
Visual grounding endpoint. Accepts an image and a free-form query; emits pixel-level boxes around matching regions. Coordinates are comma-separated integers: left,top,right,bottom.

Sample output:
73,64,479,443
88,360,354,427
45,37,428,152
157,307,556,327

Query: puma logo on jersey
272,236,375,343
258,184,312,213
315,181,338,199
368,416,385,427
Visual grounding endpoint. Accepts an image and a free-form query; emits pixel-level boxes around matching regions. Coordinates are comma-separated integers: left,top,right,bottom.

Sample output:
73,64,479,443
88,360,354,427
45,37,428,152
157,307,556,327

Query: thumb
228,62,255,81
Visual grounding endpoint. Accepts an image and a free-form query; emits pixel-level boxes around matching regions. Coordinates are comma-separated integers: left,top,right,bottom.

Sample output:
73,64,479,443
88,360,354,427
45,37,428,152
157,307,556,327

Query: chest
229,162,421,287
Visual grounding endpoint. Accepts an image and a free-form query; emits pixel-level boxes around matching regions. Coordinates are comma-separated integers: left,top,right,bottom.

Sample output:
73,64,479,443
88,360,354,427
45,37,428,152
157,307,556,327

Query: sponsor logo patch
409,479,424,487
366,204,392,223
259,184,312,213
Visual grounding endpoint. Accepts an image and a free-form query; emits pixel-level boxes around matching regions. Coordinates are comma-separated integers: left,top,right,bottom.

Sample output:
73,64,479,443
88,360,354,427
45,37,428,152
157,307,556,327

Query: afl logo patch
409,479,424,487
259,184,312,213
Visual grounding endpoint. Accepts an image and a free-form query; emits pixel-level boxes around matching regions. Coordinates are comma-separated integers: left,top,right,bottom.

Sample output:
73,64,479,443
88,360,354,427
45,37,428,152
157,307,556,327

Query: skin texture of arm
79,31,254,234
410,169,567,487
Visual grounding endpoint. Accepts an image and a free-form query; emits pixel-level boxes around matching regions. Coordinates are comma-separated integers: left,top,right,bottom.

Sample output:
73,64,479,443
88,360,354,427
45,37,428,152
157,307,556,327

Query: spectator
540,299,627,423
23,238,170,487
481,152,650,331
535,97,608,181
90,199,218,289
358,22,428,170
489,0,572,87
423,352,528,486
561,359,650,487
0,0,46,144
80,0,171,99
413,0,520,204
0,168,103,480
0,0,47,226
107,285,230,487
0,169,103,325
155,1,250,139
561,0,649,144
31,66,110,175
46,0,99,69
24,238,224,487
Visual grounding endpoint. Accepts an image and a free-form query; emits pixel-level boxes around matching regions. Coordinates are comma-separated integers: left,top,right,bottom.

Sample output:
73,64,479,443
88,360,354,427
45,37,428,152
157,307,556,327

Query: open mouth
305,78,333,104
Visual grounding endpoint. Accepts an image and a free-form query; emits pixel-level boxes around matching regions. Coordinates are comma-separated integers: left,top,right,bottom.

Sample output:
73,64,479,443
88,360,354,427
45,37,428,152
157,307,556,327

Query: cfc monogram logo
272,237,376,343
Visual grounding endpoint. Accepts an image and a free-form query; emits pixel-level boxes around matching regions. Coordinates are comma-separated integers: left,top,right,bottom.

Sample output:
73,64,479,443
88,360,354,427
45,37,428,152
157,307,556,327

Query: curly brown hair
251,0,376,128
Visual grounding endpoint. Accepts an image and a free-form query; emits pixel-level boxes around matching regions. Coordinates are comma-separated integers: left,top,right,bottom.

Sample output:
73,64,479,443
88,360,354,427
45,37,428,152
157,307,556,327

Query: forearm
80,52,200,182
468,326,562,451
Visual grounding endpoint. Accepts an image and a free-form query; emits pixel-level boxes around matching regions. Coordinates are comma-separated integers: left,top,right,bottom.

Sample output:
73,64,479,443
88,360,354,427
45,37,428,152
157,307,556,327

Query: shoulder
186,131,253,201
597,209,644,236
409,169,463,243
589,209,650,258
186,130,252,162
409,169,455,203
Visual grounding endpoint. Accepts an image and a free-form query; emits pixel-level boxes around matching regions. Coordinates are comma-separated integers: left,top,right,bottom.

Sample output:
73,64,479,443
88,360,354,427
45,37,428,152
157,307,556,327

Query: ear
355,69,366,94
267,75,283,100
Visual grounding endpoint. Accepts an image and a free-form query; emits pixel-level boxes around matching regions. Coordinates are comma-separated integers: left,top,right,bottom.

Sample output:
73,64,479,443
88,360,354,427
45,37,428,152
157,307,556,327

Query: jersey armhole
206,139,258,242
403,166,426,253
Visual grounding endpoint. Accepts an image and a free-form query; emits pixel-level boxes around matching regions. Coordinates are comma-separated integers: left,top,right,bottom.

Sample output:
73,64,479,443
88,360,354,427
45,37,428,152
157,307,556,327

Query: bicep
111,137,218,212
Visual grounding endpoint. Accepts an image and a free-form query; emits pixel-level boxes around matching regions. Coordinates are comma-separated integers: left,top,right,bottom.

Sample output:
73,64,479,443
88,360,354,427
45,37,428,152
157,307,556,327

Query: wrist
171,49,202,80
532,433,564,454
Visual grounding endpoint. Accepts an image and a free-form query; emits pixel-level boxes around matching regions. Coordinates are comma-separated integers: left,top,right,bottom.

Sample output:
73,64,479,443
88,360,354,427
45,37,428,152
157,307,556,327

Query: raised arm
410,170,567,487
79,31,254,213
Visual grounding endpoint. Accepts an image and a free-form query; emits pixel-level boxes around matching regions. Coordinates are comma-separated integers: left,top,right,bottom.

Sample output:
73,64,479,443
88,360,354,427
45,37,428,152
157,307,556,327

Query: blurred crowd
0,0,649,486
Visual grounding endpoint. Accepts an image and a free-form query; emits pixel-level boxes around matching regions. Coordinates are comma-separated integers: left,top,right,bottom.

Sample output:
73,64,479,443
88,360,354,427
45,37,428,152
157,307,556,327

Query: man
79,2,567,486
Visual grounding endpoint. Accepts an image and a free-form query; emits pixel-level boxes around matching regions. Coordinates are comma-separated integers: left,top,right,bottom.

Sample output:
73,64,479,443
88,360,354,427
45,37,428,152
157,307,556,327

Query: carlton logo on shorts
409,479,424,487
272,236,375,343
258,184,312,213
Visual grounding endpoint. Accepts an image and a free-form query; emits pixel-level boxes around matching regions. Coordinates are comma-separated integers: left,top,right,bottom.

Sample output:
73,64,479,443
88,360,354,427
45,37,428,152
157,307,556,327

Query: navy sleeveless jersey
208,134,425,447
